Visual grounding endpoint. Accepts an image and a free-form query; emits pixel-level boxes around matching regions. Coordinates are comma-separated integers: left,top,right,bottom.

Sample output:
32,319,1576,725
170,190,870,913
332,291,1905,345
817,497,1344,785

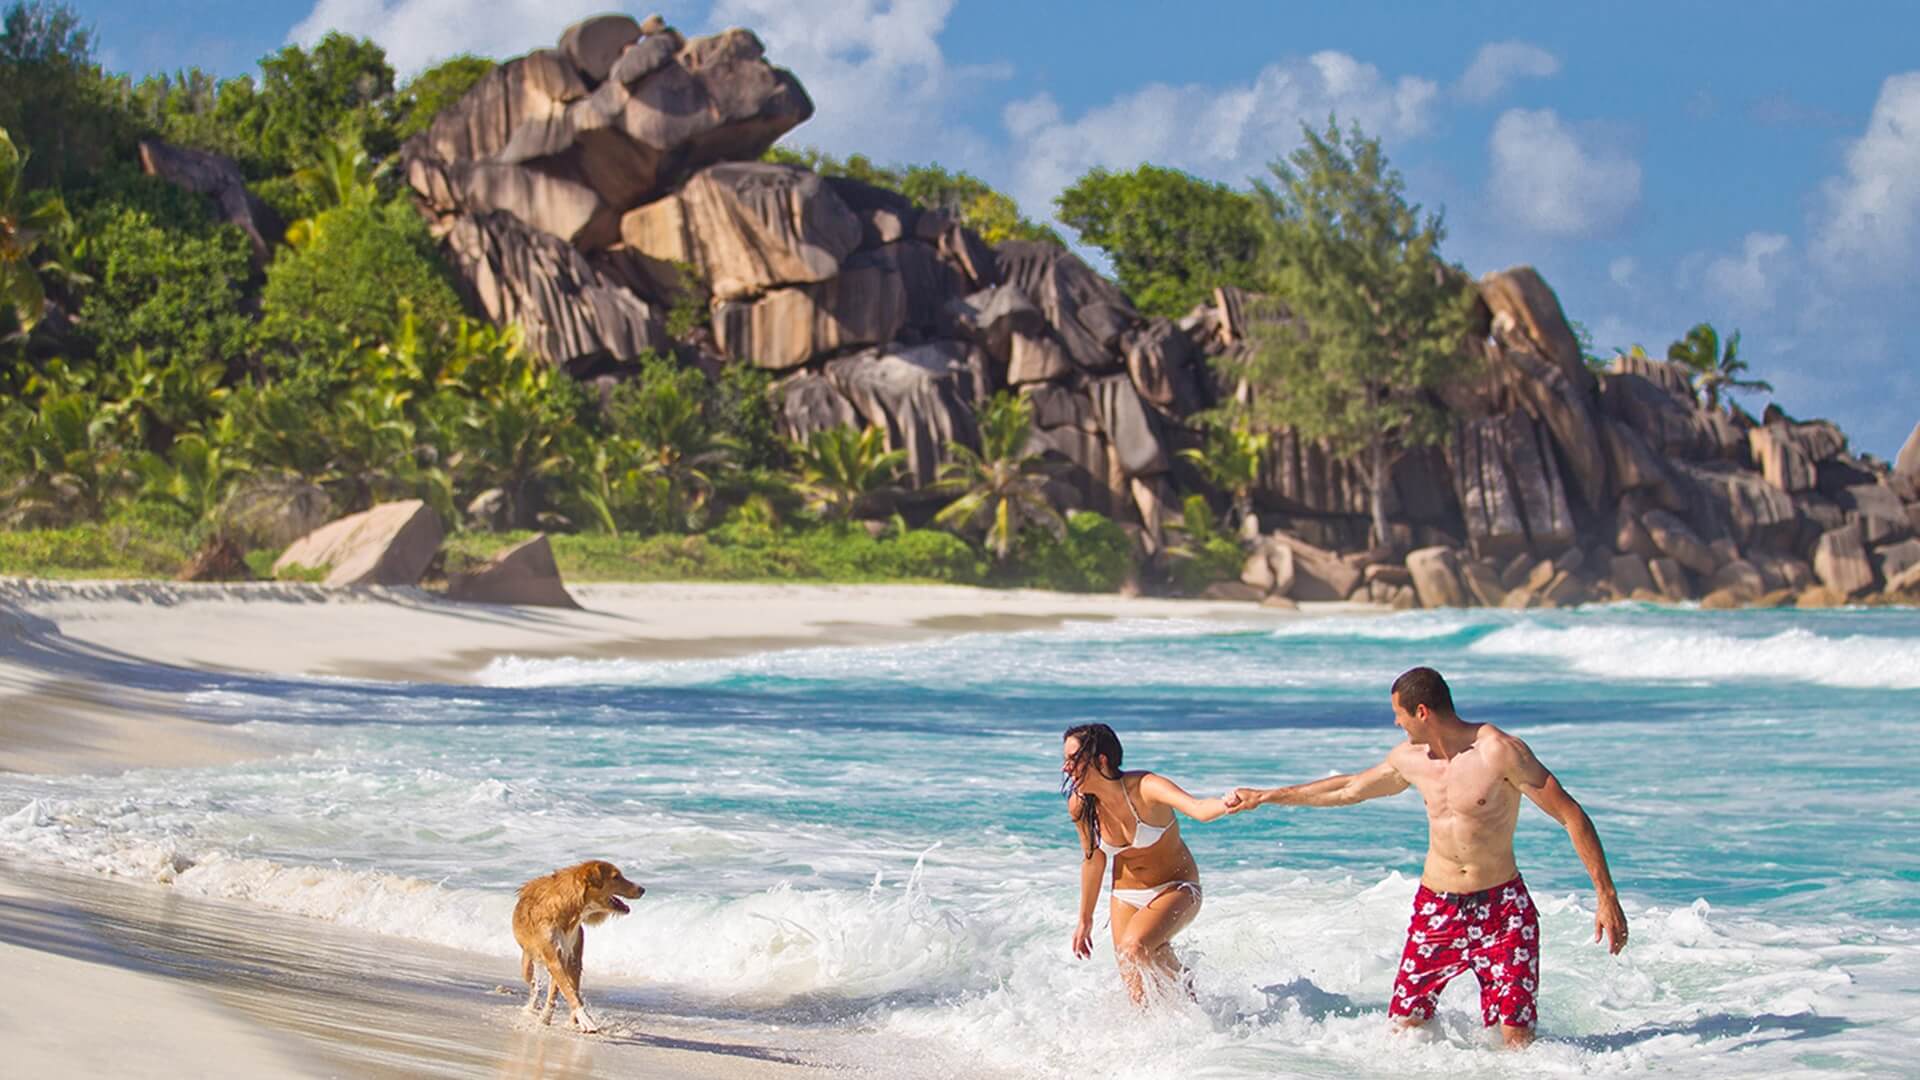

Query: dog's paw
570,1007,600,1034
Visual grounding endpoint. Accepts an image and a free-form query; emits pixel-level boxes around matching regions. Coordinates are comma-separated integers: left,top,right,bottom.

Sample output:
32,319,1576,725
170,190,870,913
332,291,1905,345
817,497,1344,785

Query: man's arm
1498,734,1629,954
1227,757,1409,811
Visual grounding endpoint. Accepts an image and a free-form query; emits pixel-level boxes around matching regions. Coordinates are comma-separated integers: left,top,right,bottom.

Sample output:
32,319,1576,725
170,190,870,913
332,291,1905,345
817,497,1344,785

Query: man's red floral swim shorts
1388,874,1540,1029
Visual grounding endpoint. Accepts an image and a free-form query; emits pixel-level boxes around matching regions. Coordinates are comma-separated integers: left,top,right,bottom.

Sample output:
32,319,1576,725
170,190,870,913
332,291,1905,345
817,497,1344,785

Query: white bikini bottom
1111,880,1202,910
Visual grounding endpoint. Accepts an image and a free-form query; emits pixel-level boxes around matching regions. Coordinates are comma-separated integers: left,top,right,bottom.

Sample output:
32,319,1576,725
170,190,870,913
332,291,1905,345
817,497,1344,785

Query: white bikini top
1095,778,1172,856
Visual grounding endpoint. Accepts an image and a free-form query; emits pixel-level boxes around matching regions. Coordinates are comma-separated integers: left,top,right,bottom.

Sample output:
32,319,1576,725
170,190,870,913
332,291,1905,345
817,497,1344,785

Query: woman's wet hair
1062,723,1123,860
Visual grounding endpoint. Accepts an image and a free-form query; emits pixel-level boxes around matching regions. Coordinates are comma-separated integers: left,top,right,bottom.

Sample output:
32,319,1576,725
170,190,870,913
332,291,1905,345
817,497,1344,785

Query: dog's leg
520,949,541,1015
537,939,598,1033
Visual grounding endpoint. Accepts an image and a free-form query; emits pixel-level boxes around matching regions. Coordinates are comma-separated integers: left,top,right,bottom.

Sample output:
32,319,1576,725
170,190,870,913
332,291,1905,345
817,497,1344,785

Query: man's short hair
1392,666,1454,714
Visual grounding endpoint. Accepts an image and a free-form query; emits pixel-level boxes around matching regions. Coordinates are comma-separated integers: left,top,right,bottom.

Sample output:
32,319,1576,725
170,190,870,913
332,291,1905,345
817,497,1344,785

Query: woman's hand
1071,918,1094,959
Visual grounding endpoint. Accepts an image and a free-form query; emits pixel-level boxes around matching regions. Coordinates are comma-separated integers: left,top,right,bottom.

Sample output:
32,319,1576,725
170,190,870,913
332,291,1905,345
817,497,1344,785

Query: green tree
934,392,1063,561
0,390,134,525
0,1,140,189
1,125,75,337
1666,322,1773,412
1056,164,1263,318
393,55,494,140
789,424,906,522
1237,119,1477,549
126,68,265,168
253,32,397,169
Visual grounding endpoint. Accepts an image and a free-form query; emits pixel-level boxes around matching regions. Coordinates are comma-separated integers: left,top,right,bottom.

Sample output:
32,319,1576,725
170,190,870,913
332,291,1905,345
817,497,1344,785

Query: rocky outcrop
1406,547,1467,608
1812,521,1873,597
823,343,980,486
445,211,668,371
1451,413,1574,557
447,533,579,608
620,162,861,299
714,261,909,370
1895,422,1920,497
407,22,812,251
138,139,285,266
274,500,444,588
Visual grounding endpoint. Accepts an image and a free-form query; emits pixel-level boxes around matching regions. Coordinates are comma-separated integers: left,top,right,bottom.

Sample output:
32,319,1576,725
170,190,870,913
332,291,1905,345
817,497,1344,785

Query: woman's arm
1068,794,1106,959
1139,773,1231,823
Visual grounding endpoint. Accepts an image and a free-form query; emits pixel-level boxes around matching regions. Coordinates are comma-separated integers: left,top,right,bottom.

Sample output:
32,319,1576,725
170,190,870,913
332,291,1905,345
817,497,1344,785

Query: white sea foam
1470,622,1920,688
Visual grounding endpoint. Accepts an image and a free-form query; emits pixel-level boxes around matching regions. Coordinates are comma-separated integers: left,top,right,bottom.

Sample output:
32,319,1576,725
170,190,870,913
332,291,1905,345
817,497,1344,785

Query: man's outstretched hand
1223,788,1266,814
1594,895,1629,954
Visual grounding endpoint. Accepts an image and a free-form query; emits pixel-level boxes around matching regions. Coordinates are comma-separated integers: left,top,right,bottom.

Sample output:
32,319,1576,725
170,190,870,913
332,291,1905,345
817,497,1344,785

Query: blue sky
73,0,1920,457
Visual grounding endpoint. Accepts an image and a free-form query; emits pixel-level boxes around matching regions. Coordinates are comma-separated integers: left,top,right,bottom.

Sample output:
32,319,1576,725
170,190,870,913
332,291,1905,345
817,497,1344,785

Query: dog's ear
585,860,613,887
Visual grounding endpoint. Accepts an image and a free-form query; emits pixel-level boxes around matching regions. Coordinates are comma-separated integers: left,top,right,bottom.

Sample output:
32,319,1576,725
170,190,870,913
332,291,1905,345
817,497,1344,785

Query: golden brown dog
511,860,645,1032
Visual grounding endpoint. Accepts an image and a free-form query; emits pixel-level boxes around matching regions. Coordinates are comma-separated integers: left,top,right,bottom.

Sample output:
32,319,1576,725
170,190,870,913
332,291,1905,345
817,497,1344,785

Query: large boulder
218,475,333,549
447,534,579,608
1087,375,1168,477
1269,533,1362,602
406,23,812,248
1479,267,1592,395
1123,317,1203,412
1812,521,1874,596
714,260,908,369
1747,424,1817,492
1450,413,1574,557
1641,509,1716,576
620,162,861,299
138,139,285,266
1255,429,1369,519
1895,421,1920,495
445,211,669,370
995,241,1136,373
1838,482,1911,545
1600,370,1715,463
1406,547,1468,608
274,500,444,588
823,342,981,486
1484,340,1608,511
776,371,860,443
1874,538,1920,586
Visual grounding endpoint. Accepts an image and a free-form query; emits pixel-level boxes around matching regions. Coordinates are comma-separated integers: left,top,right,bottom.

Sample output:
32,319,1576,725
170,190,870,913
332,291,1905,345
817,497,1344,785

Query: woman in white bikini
1062,722,1231,1004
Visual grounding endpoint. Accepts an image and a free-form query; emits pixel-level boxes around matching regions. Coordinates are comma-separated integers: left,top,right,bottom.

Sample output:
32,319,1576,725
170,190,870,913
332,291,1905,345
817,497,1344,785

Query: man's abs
1422,800,1523,892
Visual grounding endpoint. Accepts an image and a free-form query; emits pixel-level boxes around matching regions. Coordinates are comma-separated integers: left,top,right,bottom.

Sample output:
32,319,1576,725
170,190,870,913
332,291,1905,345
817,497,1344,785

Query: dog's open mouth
607,896,630,916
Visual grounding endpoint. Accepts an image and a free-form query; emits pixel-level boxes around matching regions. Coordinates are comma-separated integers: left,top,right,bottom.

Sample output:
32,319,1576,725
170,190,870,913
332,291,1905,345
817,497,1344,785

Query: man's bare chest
1406,750,1514,821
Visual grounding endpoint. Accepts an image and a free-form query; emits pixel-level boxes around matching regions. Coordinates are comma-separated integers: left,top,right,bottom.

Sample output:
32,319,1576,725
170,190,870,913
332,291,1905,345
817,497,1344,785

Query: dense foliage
1055,164,1263,318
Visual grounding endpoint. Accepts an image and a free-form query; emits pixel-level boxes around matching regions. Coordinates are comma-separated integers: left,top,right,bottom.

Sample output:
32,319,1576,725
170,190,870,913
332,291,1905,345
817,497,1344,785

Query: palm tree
789,423,906,522
601,361,739,531
934,392,1064,561
1666,322,1773,412
284,130,381,248
0,127,75,337
1178,420,1268,538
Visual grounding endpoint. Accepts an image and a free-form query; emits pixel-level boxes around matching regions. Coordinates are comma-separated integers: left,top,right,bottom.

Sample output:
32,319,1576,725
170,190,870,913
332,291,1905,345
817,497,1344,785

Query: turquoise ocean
3,603,1916,1077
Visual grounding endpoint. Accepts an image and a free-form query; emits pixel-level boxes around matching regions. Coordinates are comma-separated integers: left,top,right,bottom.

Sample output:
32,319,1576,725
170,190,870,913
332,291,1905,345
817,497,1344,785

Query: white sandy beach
0,578,1356,1078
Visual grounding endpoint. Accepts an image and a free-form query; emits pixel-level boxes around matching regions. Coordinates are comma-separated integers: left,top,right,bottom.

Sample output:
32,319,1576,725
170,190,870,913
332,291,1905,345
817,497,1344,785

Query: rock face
447,534,579,608
406,25,812,251
621,162,861,299
1406,547,1467,608
274,500,445,588
446,212,669,371
1812,521,1873,597
138,139,285,266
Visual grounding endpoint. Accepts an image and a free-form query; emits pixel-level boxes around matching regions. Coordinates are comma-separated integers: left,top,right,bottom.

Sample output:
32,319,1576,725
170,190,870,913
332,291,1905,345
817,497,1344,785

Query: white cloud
289,0,611,74
1704,231,1792,312
1486,108,1641,237
1000,51,1439,229
1455,41,1559,103
1811,71,1920,279
1608,255,1637,288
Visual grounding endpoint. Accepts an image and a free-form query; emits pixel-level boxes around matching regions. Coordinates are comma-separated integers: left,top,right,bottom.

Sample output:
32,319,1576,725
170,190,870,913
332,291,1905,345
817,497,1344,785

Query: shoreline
0,576,1352,1075
1,577,1359,773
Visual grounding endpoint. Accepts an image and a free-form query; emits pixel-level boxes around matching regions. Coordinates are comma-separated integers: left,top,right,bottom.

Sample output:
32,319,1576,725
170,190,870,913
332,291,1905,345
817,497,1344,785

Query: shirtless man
1225,666,1627,1047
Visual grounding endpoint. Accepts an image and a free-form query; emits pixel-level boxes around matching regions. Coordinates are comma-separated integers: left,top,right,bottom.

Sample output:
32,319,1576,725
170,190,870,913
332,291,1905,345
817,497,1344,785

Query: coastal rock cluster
141,14,1920,609
395,14,1920,608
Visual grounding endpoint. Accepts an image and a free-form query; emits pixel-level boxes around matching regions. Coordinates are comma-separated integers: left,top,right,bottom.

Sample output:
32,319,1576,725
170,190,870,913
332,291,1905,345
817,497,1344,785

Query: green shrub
72,172,257,369
1009,510,1135,592
259,200,462,357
